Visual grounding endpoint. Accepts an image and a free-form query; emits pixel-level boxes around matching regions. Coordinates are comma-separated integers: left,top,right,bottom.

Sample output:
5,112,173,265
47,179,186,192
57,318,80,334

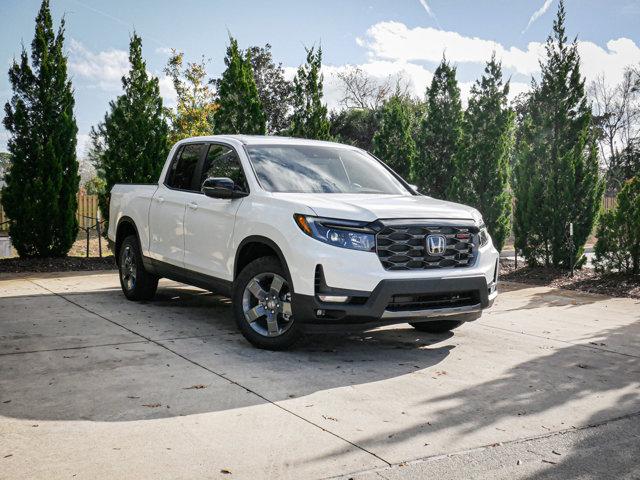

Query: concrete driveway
0,271,639,479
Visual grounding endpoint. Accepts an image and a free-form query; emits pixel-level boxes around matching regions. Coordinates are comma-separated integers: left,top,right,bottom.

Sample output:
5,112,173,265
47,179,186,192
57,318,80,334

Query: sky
1,0,640,157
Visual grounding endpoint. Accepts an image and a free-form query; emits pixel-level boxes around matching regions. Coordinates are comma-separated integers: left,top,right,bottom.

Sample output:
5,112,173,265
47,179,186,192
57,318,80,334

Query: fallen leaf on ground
183,384,207,390
220,469,232,474
322,415,338,421
142,403,162,408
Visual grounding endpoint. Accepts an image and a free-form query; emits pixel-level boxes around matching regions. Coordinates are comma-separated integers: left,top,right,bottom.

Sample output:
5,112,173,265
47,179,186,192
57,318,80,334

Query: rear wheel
410,320,464,334
233,256,301,350
118,235,158,301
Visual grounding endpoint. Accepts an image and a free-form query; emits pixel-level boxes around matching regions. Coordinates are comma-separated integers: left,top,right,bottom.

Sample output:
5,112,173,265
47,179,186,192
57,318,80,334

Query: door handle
156,196,164,204
188,202,198,210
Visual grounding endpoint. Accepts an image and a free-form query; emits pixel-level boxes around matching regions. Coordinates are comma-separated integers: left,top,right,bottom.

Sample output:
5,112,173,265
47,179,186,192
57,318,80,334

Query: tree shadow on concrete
312,321,640,467
0,284,456,422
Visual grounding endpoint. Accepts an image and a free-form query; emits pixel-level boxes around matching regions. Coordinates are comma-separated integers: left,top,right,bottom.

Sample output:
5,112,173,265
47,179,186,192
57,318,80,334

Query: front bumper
292,274,497,325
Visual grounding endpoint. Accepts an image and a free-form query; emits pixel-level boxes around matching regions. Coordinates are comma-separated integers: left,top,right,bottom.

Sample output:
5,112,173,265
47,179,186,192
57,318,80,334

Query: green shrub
594,177,640,275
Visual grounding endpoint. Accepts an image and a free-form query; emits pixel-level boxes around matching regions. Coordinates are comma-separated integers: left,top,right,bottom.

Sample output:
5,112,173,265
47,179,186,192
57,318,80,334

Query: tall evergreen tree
289,47,331,140
372,94,416,180
452,55,515,251
2,0,79,257
214,37,266,135
330,108,380,151
246,44,293,134
514,1,603,267
92,33,169,223
413,58,463,198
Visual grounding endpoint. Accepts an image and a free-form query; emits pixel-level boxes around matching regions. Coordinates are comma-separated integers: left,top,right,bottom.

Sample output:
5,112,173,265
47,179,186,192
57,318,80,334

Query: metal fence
0,193,100,232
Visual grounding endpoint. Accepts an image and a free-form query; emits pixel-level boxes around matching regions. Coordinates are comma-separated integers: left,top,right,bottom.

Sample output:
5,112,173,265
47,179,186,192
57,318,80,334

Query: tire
233,256,302,350
409,320,464,334
118,235,159,301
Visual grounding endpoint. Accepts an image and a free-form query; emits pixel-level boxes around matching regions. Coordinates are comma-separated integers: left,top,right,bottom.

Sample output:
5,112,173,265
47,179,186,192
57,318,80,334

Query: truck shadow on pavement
0,283,457,422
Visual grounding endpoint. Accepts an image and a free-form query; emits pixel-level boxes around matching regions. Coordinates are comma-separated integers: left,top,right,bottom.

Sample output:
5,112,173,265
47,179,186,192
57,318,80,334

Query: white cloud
155,47,174,56
68,40,177,107
158,75,177,107
523,0,555,33
358,22,544,75
294,21,640,112
68,39,129,91
357,21,640,84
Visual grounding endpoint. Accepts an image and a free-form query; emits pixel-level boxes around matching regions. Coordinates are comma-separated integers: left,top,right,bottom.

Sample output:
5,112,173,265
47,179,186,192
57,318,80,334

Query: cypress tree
2,0,79,257
372,95,416,180
92,33,169,223
289,47,331,140
514,0,603,267
452,55,515,251
215,37,266,135
330,108,380,151
413,57,463,199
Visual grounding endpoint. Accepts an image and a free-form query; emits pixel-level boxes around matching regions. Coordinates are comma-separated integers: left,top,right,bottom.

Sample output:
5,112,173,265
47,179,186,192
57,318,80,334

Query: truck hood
272,193,482,224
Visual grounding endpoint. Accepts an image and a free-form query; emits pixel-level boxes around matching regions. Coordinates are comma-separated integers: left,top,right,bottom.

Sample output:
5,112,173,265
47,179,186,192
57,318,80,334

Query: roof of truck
175,135,356,149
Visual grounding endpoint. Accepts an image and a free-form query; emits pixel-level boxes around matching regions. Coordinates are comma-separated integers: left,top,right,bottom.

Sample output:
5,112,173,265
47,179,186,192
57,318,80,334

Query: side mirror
409,184,419,193
201,177,249,199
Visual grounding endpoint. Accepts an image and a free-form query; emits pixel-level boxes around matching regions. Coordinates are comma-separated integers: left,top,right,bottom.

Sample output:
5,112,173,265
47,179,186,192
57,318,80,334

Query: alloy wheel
121,245,137,291
242,272,293,337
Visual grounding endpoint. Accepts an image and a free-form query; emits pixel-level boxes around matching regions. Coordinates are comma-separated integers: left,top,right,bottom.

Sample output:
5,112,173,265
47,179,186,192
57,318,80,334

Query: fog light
318,295,349,303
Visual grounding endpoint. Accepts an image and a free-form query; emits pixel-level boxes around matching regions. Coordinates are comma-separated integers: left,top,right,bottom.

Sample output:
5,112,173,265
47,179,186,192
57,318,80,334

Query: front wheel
409,320,464,334
233,256,302,350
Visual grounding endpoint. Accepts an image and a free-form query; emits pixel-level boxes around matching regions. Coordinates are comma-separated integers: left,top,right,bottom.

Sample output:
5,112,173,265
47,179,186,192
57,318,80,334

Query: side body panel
147,184,191,267
183,194,244,280
108,184,158,255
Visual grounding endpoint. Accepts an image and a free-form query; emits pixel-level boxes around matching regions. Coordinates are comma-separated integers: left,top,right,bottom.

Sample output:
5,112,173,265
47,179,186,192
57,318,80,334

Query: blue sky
1,0,640,155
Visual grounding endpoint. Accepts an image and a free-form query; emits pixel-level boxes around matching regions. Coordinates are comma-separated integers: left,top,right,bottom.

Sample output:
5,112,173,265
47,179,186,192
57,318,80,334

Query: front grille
376,223,477,270
387,290,479,312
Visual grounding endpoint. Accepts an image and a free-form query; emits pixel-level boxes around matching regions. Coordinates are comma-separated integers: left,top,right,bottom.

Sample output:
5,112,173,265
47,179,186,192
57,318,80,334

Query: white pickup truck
108,135,499,349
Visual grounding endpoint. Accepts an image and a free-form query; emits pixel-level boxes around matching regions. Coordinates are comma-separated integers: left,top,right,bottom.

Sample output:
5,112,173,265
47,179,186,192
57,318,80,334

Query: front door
183,143,248,280
148,143,206,267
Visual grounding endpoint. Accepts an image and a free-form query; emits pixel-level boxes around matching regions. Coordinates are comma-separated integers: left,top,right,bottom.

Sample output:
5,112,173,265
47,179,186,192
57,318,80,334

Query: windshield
245,144,411,194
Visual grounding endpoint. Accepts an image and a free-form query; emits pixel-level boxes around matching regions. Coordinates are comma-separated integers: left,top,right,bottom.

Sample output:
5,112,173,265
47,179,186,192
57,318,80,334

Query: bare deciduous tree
336,67,410,110
589,70,640,168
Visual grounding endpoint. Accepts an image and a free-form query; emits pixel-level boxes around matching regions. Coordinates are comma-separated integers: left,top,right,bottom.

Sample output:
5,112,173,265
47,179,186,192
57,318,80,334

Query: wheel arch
114,217,141,265
234,236,293,291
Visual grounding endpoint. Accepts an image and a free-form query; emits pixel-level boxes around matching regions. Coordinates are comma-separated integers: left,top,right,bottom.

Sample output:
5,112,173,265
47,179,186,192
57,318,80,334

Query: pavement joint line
321,410,640,480
477,322,640,359
0,333,220,356
26,278,393,468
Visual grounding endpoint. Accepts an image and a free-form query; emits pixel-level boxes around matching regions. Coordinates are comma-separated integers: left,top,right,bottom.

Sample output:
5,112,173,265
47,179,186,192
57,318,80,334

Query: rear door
183,143,248,280
148,143,206,267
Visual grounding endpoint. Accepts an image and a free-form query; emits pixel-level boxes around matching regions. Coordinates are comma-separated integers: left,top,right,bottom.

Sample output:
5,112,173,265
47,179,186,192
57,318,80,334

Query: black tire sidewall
119,235,157,301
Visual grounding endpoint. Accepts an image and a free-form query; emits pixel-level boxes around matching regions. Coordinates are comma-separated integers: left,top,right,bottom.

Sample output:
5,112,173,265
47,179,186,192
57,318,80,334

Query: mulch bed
0,255,116,273
500,260,640,299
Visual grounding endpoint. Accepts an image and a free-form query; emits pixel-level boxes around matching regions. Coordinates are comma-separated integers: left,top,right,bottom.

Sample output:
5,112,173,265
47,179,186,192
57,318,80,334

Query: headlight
479,224,490,247
294,214,376,252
